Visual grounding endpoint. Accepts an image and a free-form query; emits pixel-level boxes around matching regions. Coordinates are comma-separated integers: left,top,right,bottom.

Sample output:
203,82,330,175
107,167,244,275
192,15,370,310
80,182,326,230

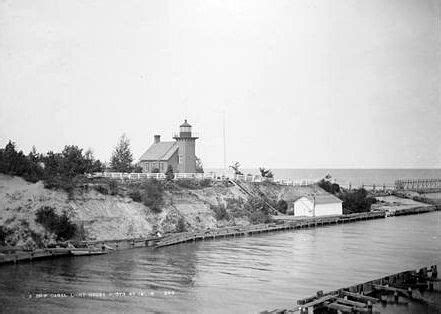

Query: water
1,212,440,313
208,168,441,187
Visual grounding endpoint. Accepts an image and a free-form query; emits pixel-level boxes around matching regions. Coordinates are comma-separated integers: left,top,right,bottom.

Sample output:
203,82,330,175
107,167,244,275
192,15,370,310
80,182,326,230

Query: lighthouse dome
180,119,192,128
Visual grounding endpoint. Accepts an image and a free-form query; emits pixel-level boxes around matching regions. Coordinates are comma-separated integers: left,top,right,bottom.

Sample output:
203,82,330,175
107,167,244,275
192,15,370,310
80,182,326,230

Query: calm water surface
1,212,440,313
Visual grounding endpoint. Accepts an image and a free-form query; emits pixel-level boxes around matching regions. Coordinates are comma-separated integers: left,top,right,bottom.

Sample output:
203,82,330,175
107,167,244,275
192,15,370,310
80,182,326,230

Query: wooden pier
264,265,440,313
155,211,386,248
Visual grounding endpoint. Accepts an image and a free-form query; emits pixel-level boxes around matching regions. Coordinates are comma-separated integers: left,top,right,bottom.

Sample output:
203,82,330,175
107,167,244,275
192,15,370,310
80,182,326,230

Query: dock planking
155,211,386,248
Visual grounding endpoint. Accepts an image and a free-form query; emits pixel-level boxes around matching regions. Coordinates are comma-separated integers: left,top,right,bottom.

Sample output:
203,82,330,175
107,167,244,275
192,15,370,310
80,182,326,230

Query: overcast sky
0,0,440,169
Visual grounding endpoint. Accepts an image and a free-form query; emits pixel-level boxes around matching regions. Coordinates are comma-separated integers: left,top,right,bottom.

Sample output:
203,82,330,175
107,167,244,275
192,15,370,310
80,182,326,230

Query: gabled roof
139,141,178,161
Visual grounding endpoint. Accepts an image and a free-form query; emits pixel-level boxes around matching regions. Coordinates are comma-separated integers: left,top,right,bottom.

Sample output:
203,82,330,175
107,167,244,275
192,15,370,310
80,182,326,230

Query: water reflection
0,212,440,313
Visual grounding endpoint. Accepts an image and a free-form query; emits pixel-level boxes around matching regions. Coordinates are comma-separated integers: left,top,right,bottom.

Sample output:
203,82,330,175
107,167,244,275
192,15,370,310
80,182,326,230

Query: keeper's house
293,194,343,217
139,120,198,173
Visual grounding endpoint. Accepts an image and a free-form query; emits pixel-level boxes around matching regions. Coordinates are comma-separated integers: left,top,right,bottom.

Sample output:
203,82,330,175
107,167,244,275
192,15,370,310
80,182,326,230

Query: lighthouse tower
173,119,198,173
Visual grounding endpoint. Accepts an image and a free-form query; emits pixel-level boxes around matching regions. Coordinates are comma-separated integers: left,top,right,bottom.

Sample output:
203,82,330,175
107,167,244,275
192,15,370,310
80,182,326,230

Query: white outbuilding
293,194,343,217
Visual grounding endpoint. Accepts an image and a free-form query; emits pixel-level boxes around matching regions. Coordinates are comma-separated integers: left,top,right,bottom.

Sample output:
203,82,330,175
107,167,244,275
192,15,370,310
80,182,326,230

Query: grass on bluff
125,180,165,213
174,178,213,189
91,178,215,214
210,196,272,224
210,204,230,221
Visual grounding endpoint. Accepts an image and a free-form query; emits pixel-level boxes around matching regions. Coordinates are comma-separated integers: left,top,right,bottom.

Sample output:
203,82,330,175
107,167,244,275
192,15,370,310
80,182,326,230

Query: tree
318,179,340,194
195,156,204,173
110,134,133,172
84,149,103,173
259,167,273,179
229,162,243,175
0,141,44,182
165,165,175,181
59,145,87,177
28,146,39,163
42,151,62,178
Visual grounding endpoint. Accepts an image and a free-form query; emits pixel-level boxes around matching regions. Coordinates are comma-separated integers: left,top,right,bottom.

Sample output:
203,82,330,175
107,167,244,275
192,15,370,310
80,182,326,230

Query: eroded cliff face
0,175,156,245
0,174,319,248
0,175,251,247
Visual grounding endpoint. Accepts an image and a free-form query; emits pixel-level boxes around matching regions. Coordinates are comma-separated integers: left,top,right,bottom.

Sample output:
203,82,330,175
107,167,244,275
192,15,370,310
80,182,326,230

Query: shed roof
139,141,178,161
295,193,343,205
312,194,343,204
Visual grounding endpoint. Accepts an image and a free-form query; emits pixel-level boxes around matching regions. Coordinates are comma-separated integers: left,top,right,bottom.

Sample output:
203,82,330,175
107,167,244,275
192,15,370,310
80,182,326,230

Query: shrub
175,179,198,189
195,157,204,173
108,180,119,196
0,225,12,245
211,204,230,221
276,199,288,214
175,178,213,189
340,189,377,214
94,185,108,195
225,197,245,209
249,210,272,224
199,179,212,188
140,180,164,213
75,223,87,241
30,230,44,247
43,175,75,196
132,164,143,173
244,197,272,224
129,190,142,202
35,206,77,241
318,179,340,194
176,217,187,233
165,165,175,181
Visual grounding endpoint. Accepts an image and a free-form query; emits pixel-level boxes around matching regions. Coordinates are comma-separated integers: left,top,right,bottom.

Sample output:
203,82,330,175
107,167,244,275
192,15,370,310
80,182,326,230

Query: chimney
154,135,160,144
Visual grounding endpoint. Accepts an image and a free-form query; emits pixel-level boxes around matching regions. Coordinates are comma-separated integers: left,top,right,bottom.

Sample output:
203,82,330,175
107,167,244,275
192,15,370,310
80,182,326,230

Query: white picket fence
86,172,314,186
232,174,314,186
86,172,216,181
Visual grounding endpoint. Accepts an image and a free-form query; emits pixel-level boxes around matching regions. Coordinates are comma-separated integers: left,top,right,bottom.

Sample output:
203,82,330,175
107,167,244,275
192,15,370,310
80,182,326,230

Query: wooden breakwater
0,236,161,266
71,236,160,250
395,178,441,193
155,211,386,248
264,265,440,313
389,205,438,217
0,247,75,265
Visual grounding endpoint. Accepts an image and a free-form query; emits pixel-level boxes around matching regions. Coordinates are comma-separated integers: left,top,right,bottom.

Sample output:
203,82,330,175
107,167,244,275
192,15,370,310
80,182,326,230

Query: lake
208,168,441,187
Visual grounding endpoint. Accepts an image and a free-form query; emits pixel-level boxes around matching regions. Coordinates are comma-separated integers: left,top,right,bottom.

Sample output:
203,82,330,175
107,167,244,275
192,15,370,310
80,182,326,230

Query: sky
0,0,440,169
